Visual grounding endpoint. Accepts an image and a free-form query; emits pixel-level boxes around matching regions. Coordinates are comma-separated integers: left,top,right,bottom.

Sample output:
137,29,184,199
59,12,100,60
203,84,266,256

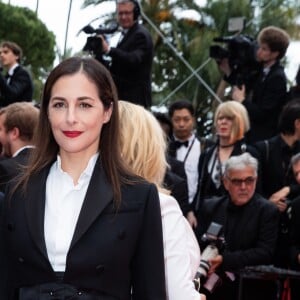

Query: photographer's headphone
125,0,140,20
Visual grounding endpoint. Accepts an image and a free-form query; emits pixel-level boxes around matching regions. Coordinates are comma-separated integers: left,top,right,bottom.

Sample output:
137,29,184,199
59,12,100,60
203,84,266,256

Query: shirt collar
173,132,195,144
56,152,99,179
8,63,19,76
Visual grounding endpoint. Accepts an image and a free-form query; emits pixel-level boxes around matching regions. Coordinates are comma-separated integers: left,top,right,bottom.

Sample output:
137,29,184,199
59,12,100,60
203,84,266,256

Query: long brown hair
16,56,132,205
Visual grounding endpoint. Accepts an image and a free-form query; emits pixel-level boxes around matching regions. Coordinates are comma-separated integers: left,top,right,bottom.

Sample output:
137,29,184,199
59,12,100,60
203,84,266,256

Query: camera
193,222,225,291
81,21,119,55
210,34,260,86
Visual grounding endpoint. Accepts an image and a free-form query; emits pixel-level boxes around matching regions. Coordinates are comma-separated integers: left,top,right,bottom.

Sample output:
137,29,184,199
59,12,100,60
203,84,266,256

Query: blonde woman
118,101,205,300
193,101,260,240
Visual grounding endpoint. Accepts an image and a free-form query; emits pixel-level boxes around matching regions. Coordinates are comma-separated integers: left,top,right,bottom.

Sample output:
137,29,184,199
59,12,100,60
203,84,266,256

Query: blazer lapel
70,161,113,249
25,166,51,261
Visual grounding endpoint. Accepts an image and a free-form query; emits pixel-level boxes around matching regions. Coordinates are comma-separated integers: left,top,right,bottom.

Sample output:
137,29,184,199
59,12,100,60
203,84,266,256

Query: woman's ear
103,103,113,124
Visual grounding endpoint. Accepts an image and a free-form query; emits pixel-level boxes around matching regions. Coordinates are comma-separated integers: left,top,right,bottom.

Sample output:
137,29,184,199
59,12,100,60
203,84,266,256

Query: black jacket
197,194,279,271
0,65,33,106
243,61,288,143
197,194,279,300
0,160,166,299
97,22,153,108
0,148,32,193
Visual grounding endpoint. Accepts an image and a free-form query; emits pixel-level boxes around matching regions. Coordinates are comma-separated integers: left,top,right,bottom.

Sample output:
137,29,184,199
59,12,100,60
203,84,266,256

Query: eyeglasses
226,176,256,187
118,10,134,16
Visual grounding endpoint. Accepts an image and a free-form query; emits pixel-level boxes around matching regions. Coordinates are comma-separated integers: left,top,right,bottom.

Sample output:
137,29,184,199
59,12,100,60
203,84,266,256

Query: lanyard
183,137,196,164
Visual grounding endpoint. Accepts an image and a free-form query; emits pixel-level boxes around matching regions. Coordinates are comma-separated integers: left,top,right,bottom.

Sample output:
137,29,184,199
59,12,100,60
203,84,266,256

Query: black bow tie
174,140,189,149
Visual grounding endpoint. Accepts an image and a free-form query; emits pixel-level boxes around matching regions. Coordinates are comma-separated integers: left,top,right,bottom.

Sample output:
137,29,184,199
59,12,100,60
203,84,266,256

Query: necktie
117,31,126,46
5,73,11,84
174,140,189,149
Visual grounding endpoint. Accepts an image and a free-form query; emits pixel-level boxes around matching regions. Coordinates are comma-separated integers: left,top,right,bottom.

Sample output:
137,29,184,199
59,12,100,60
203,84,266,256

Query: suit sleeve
131,184,167,300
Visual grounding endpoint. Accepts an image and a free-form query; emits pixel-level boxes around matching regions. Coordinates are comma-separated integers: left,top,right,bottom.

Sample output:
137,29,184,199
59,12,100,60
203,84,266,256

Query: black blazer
243,61,288,143
0,148,32,193
106,22,153,108
1,160,166,299
0,65,33,107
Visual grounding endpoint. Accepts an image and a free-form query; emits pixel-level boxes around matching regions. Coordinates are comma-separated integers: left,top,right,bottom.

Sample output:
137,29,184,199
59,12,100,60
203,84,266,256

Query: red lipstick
63,131,82,138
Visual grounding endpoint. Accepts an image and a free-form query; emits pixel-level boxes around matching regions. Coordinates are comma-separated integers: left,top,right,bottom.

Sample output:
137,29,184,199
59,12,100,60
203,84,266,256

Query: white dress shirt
6,63,19,84
44,153,99,272
175,133,201,203
159,192,201,300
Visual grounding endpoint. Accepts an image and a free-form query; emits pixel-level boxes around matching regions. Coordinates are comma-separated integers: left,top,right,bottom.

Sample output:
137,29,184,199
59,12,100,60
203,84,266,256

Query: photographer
197,153,279,300
96,0,153,108
0,41,33,107
219,26,290,143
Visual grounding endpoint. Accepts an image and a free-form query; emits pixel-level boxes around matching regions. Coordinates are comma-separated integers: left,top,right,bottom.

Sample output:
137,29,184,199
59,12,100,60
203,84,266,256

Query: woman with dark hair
0,57,166,299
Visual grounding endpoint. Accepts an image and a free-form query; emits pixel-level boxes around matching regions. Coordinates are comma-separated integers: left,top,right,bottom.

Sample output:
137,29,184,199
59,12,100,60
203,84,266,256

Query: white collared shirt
7,63,19,84
174,133,201,203
44,153,99,271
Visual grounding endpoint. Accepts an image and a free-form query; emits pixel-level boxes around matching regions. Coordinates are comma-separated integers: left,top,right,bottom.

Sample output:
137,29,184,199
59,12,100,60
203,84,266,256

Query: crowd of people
1,0,300,299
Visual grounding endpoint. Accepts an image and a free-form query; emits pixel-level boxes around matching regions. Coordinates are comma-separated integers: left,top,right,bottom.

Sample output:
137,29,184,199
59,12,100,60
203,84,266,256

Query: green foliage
0,2,56,101
81,0,300,137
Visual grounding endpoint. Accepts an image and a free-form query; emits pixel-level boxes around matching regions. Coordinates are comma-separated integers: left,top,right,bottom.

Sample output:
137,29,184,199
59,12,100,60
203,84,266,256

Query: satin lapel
70,161,113,249
25,166,51,261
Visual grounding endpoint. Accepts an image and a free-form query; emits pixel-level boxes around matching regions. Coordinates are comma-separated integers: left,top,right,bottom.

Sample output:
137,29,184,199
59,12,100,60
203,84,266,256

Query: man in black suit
97,0,153,108
0,41,34,107
0,102,39,193
220,26,290,143
197,153,279,300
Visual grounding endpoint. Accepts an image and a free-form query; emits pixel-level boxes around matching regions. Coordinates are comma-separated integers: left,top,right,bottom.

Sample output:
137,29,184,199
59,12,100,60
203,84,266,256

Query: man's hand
270,186,290,212
208,255,223,274
187,211,197,228
232,85,245,103
98,35,110,54
200,293,207,300
217,58,231,77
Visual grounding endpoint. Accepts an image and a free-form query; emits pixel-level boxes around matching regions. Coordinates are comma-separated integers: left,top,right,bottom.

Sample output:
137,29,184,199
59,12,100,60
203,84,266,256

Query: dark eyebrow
77,96,96,101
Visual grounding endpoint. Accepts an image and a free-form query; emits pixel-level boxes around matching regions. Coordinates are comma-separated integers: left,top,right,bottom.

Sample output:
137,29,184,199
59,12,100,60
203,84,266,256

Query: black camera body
210,34,260,86
194,222,225,291
81,21,119,55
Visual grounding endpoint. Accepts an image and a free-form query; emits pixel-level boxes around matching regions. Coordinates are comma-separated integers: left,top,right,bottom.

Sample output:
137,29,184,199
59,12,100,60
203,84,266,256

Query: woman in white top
119,100,205,300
